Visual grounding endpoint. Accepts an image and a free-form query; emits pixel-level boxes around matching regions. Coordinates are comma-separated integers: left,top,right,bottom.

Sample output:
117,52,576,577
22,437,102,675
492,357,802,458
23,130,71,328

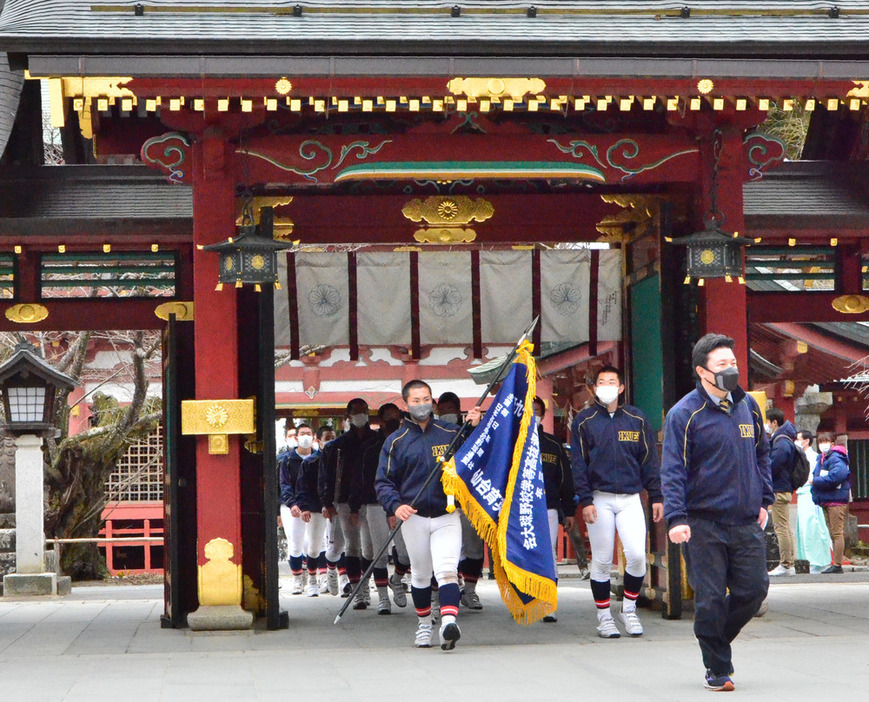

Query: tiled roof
744,161,869,228
0,165,192,219
2,1,869,57
0,52,23,159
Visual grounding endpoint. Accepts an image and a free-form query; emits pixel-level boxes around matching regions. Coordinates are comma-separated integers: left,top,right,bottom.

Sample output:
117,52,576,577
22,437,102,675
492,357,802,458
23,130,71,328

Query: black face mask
706,366,739,392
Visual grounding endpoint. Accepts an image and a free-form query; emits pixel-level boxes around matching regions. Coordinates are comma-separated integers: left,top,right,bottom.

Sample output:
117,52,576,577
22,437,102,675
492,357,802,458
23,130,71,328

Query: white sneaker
327,568,339,596
461,591,483,610
291,574,305,595
352,590,368,610
377,593,392,615
597,616,621,638
414,622,433,648
769,564,796,576
439,621,461,651
305,579,319,597
339,574,351,597
318,574,329,595
389,573,407,608
619,610,644,637
362,583,372,606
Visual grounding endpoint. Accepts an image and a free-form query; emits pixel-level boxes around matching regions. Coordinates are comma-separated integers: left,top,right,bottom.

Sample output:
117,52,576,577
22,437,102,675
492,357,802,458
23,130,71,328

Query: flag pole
334,316,539,624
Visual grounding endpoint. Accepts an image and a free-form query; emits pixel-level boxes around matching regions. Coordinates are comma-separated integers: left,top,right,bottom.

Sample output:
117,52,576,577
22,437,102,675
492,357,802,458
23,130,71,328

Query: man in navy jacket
662,333,772,692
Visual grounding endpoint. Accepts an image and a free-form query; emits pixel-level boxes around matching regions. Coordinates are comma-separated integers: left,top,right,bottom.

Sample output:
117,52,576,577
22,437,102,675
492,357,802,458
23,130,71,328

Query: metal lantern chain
705,127,726,231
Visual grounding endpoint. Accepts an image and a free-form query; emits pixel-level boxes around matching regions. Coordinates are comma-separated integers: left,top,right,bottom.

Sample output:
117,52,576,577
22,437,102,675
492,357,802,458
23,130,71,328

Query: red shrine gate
3,1,869,631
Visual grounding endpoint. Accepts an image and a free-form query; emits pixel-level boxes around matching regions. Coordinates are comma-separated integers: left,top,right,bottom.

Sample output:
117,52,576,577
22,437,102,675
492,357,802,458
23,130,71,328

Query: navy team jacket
375,417,464,519
662,382,772,528
318,426,377,508
294,449,324,513
570,401,662,508
770,420,797,493
278,448,312,509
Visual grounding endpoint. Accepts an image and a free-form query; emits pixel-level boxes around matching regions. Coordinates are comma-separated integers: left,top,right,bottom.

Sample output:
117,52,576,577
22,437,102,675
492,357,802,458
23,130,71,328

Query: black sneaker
439,622,461,651
821,564,844,574
704,670,735,692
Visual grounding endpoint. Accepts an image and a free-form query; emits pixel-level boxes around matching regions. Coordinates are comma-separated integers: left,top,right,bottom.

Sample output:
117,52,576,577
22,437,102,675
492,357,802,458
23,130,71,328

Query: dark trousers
684,517,769,676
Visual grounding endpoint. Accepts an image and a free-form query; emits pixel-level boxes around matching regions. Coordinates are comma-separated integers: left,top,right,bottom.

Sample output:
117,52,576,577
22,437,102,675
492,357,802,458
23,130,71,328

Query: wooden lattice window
105,427,164,502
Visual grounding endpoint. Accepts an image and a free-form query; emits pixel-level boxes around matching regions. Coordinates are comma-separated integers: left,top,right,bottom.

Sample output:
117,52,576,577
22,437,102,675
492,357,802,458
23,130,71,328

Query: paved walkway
1,571,868,701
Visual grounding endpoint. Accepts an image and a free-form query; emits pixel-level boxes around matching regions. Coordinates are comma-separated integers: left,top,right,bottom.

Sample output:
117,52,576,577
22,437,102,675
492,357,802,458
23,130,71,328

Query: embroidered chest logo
541,452,557,465
739,424,754,438
431,444,449,458
618,431,640,442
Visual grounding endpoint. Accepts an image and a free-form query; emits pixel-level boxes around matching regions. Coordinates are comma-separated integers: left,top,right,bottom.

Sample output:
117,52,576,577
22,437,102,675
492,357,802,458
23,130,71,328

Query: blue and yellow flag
442,341,557,624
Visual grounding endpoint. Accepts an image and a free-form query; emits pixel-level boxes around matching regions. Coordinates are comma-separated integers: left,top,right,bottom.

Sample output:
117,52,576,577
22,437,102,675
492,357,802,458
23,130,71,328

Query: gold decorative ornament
697,79,715,94
5,303,49,324
275,77,293,95
154,301,194,322
700,250,716,265
205,404,230,429
251,254,266,271
596,194,665,244
224,257,234,272
181,399,255,454
847,81,869,98
402,196,494,226
832,294,869,314
198,538,243,606
447,77,546,101
413,228,477,244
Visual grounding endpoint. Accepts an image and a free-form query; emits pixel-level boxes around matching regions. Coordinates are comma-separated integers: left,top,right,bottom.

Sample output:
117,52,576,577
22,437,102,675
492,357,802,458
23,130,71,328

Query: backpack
790,444,811,489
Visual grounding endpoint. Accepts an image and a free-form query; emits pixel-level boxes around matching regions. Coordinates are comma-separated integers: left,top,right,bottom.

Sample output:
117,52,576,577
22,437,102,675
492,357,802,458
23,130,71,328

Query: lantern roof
202,227,294,255
672,225,754,248
0,342,77,391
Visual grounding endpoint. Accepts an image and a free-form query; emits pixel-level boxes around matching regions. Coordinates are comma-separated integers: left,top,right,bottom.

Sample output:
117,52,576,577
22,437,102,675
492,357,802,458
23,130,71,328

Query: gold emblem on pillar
402,196,493,245
4,303,49,324
447,77,546,101
832,294,869,314
198,538,243,606
154,301,194,321
181,399,255,454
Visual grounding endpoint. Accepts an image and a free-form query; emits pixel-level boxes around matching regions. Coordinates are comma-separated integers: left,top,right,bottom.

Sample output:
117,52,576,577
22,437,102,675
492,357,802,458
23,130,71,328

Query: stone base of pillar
187,604,254,631
3,572,71,597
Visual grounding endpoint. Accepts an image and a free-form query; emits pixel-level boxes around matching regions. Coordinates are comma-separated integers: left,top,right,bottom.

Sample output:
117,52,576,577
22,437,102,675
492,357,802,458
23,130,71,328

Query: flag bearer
376,380,480,650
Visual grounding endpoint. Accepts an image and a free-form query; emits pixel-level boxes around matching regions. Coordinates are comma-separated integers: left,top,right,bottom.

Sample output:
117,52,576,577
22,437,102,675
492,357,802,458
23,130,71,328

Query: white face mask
765,423,773,435
297,434,314,449
286,437,298,448
818,442,831,454
438,413,459,425
349,413,369,429
595,385,620,406
534,415,543,427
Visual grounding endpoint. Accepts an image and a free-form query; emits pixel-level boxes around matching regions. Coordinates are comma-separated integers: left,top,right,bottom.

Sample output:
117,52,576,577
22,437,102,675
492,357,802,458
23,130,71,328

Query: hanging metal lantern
673,218,754,286
203,207,292,291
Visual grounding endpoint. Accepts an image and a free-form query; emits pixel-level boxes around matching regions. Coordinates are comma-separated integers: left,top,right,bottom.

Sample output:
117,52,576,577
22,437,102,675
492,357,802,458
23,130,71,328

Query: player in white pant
571,366,663,638
376,379,481,650
278,424,317,595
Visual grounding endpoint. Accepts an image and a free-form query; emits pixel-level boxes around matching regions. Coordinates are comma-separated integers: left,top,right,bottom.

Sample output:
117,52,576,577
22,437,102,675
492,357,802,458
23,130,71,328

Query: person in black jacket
319,398,377,608
662,333,772,693
570,365,662,639
532,396,578,624
766,407,797,576
295,425,334,595
376,379,480,651
356,402,408,614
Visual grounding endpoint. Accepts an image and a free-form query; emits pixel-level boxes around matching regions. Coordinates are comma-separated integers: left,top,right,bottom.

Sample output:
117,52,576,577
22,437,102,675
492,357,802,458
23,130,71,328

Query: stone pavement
1,570,868,701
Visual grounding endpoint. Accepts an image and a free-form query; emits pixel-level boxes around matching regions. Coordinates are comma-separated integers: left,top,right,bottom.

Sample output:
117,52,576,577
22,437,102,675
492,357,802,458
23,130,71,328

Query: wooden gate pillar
185,125,253,630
